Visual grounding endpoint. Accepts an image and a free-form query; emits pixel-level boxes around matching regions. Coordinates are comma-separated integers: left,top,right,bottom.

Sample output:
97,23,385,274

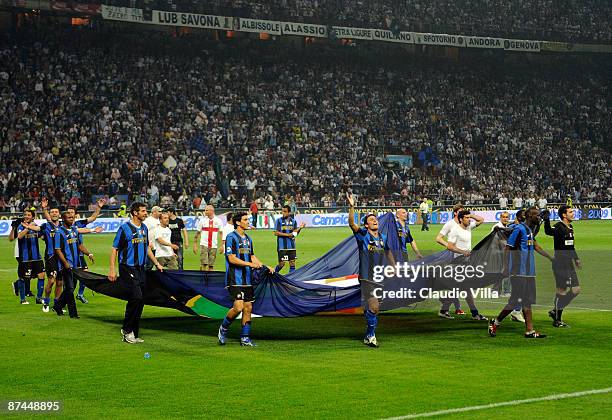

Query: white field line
383,387,612,420
473,299,612,312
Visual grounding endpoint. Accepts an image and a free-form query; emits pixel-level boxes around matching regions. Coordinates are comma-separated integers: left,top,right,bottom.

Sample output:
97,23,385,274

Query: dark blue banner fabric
75,213,508,317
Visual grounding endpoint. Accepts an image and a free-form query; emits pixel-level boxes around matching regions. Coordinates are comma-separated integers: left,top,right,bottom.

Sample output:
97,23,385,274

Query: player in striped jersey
108,202,164,344
66,198,106,303
347,193,397,348
274,205,305,273
52,210,94,318
218,212,273,347
10,209,45,305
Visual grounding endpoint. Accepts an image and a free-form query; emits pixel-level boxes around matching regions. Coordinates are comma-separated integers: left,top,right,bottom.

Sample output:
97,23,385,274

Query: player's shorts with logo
45,255,58,277
277,249,297,262
227,285,255,302
508,276,536,307
552,259,579,288
18,260,44,280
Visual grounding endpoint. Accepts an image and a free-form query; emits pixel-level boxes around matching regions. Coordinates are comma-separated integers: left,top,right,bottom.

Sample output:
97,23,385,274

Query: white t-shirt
491,221,507,231
221,224,234,241
419,202,429,213
513,197,523,208
538,198,547,209
447,224,473,257
144,216,160,250
499,197,508,208
196,216,223,248
439,219,458,237
154,226,174,258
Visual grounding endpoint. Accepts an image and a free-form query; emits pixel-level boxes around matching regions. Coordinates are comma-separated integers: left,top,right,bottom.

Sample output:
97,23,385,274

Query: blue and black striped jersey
54,225,81,270
113,222,149,267
276,216,297,250
17,224,43,262
225,231,254,287
353,228,389,281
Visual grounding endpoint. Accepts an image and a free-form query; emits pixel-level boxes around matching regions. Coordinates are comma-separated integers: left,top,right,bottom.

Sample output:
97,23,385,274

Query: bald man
194,205,223,271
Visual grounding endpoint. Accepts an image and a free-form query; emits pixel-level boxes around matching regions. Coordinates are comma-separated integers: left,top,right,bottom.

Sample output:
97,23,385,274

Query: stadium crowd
104,0,612,43
0,26,610,212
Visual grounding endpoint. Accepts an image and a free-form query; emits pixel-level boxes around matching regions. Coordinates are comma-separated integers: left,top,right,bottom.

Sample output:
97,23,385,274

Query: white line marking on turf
383,387,612,419
473,300,612,312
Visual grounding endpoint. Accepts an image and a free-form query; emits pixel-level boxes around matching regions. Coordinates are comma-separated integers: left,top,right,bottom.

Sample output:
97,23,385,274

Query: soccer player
9,218,22,298
489,207,553,338
194,205,223,271
217,212,272,347
11,209,45,305
167,208,189,270
274,205,305,273
53,211,94,318
65,198,106,303
446,210,487,321
154,212,179,270
39,200,62,313
492,210,526,323
108,202,164,344
543,206,581,327
347,193,395,348
395,208,423,260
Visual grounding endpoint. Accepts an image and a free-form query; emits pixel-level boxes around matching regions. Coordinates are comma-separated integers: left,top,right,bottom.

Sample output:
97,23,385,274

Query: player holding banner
543,206,581,327
53,211,94,319
274,205,305,273
218,212,273,347
489,207,553,338
347,193,396,348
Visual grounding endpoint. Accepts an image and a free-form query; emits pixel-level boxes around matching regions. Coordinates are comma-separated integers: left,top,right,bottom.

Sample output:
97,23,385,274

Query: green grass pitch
1,221,611,419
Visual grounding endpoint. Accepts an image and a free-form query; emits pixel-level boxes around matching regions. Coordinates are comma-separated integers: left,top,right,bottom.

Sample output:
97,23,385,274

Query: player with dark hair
489,207,553,338
395,208,423,260
39,198,62,313
435,203,466,317
11,209,45,305
53,210,94,318
65,198,106,304
543,205,581,327
274,205,305,273
347,193,396,348
218,212,272,347
108,202,164,344
437,205,484,319
446,210,488,321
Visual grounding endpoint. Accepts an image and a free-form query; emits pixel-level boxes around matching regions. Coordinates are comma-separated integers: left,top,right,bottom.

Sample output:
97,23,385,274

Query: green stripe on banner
186,295,229,319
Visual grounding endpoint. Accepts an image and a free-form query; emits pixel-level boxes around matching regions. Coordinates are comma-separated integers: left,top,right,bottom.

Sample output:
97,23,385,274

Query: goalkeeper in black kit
543,206,581,328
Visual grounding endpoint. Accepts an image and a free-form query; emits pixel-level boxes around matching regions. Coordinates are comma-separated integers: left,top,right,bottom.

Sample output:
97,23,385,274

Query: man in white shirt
154,212,178,270
537,196,547,210
264,196,275,229
492,211,511,232
513,196,523,209
419,197,430,231
194,205,223,271
143,206,162,269
435,204,465,317
499,196,508,210
221,212,235,251
446,210,488,321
